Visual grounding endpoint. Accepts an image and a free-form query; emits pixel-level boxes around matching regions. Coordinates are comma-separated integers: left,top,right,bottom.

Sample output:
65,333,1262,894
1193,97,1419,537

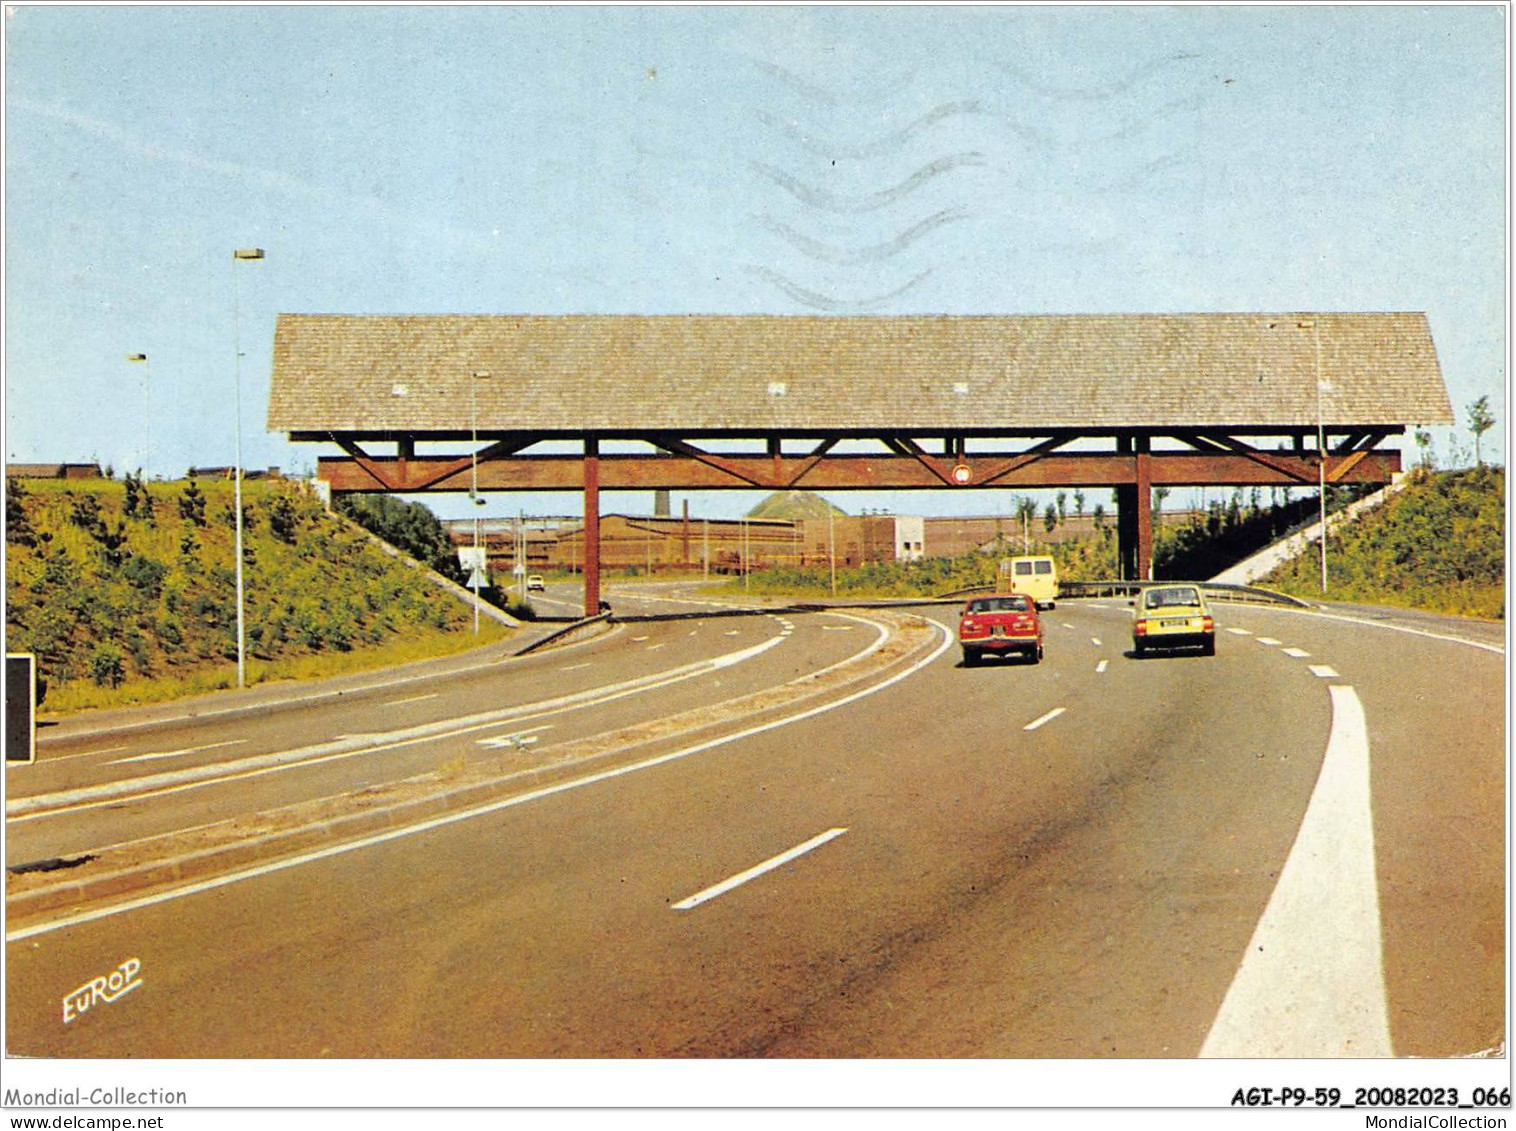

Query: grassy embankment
1261,466,1504,619
5,476,509,714
707,472,1504,620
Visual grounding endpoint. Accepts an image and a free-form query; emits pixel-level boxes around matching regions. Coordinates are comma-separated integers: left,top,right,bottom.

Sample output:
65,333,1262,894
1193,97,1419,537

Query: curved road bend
3,594,1501,1059
5,598,875,864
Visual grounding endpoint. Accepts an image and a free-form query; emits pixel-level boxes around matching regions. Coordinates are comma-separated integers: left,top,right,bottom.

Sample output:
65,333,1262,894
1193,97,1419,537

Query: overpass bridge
268,313,1452,617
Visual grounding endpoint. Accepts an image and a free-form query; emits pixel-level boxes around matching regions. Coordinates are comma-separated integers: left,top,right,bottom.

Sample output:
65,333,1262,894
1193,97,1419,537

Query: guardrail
939,580,1312,608
1060,580,1312,607
511,613,613,656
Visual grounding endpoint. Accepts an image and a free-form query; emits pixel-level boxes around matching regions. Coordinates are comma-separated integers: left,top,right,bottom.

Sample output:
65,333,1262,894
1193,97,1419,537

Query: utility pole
1300,319,1329,595
828,505,837,596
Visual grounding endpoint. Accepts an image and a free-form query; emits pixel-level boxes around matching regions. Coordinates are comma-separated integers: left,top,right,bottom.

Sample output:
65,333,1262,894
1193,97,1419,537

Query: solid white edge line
9,633,792,820
1200,685,1392,1057
1023,707,1066,732
1248,605,1504,655
106,739,248,766
671,828,849,910
36,623,625,748
7,621,954,940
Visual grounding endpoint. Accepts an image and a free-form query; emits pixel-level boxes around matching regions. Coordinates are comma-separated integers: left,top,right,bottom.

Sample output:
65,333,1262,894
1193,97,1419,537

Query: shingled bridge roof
268,313,1452,435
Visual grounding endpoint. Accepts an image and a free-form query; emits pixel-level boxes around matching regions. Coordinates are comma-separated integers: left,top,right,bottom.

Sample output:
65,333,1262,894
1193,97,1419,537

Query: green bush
89,644,126,688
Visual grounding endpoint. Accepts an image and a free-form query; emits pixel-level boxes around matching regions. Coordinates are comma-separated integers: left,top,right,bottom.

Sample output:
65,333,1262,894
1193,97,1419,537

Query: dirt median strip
6,611,940,928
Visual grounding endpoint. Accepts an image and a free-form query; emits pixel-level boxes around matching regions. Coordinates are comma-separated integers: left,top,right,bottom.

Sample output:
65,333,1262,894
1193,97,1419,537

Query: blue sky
4,4,1506,522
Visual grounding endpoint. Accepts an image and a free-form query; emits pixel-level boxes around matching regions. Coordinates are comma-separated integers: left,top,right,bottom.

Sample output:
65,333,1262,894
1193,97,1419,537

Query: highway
3,581,1504,1060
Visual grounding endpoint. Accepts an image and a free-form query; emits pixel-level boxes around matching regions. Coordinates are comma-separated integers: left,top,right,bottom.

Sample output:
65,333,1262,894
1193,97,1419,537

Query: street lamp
469,371,491,633
1298,319,1329,595
126,353,150,475
231,248,264,688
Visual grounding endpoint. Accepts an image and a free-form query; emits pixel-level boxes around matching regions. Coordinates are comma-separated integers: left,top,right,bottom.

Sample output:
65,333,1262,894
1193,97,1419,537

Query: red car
958,593,1044,666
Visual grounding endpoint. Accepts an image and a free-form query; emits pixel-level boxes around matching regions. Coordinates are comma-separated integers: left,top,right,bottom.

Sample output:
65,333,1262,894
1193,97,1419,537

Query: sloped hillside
5,475,506,711
746,490,847,521
1260,466,1504,618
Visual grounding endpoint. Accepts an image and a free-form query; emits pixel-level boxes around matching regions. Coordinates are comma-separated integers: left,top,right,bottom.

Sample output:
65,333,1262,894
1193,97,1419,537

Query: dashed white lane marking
724,630,740,636
1309,665,1340,679
1023,707,1067,732
1061,623,1076,630
676,824,855,909
1096,660,1109,674
672,828,849,911
1282,647,1311,658
8,621,949,941
1090,637,1102,646
560,663,592,671
821,626,854,631
1227,627,1253,636
1201,685,1391,1057
646,643,666,651
385,693,439,706
1256,637,1281,646
107,739,248,765
631,635,650,643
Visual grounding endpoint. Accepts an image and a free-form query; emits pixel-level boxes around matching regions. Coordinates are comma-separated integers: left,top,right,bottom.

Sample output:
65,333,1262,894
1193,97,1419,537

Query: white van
998,555,1058,610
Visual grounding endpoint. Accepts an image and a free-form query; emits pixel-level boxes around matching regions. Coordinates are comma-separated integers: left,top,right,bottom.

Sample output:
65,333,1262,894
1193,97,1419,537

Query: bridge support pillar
584,438,601,618
1115,437,1154,581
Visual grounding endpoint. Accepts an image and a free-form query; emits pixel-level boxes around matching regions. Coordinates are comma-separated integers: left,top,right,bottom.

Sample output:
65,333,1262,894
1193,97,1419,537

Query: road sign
6,653,36,764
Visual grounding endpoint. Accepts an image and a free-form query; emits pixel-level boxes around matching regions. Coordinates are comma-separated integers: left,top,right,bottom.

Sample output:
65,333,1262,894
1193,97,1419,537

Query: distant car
1131,584,1215,656
958,593,1044,666
526,574,545,592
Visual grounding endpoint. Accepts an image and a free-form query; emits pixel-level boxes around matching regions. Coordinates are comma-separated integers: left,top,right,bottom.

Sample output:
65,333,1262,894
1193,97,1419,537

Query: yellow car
1132,584,1215,656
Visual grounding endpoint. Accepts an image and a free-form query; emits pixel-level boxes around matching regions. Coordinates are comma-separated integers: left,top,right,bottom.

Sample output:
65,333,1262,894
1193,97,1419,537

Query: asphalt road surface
4,583,1504,1060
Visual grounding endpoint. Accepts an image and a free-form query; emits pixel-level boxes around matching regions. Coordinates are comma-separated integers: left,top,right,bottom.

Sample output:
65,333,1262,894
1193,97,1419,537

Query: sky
3,4,1507,524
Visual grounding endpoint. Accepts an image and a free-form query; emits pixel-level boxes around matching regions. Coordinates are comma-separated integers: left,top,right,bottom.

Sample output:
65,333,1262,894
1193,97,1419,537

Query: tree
1015,495,1038,552
1043,502,1057,534
1073,490,1086,519
335,494,465,584
268,494,299,543
1468,396,1495,467
178,478,207,526
123,470,155,525
1414,428,1435,470
6,478,36,547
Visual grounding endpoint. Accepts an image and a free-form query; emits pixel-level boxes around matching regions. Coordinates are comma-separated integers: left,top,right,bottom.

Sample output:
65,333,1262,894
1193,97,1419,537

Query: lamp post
827,503,837,596
469,371,491,633
231,248,264,688
1298,319,1329,595
126,353,150,475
